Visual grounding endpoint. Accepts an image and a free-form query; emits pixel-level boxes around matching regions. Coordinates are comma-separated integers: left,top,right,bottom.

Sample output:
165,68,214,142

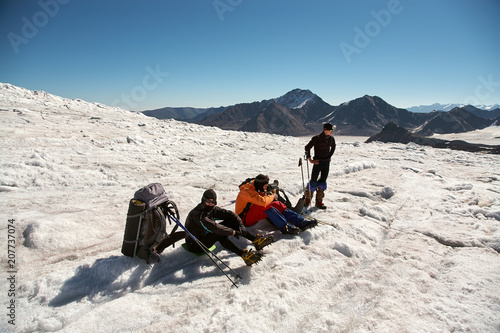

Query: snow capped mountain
197,88,333,136
323,95,432,136
477,103,500,111
407,103,500,113
273,88,317,109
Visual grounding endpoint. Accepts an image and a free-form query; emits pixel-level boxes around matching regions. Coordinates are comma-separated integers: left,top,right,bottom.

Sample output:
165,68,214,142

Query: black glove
233,230,241,239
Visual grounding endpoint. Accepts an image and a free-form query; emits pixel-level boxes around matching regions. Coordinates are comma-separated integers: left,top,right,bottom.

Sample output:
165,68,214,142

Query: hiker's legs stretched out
219,217,274,251
220,217,256,241
243,201,304,234
244,201,287,226
281,209,309,228
185,234,217,253
264,206,288,229
188,233,244,256
188,232,264,266
217,237,245,256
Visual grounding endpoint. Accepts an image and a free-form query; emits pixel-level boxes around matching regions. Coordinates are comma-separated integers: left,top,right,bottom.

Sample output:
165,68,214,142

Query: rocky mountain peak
274,88,316,109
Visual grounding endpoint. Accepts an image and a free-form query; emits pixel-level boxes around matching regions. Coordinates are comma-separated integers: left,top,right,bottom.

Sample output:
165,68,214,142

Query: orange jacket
235,180,275,216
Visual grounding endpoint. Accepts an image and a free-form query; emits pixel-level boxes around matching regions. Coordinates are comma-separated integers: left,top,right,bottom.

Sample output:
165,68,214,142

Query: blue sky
1,0,499,110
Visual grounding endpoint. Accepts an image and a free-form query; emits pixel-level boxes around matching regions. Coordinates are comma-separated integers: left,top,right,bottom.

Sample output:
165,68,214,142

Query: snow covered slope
0,83,499,332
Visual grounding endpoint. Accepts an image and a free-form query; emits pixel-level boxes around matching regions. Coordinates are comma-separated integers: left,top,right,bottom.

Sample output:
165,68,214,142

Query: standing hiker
304,123,336,209
185,189,274,266
235,174,317,234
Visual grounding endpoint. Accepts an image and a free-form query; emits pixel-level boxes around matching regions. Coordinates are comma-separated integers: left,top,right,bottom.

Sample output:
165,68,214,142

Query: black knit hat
254,174,269,192
323,123,334,131
202,189,217,204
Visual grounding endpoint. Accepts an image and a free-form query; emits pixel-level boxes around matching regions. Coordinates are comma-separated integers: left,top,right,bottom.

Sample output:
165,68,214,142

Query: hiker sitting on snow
184,189,274,266
235,174,317,235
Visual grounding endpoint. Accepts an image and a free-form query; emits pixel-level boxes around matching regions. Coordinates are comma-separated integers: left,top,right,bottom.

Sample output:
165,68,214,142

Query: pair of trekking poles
299,155,312,200
168,214,241,288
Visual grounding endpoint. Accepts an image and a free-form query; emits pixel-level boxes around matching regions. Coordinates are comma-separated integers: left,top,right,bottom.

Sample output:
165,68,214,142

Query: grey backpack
121,183,185,264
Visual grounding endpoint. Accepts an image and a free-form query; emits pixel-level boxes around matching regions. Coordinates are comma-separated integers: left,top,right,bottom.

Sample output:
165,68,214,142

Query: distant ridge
366,122,500,154
414,107,494,136
141,89,499,137
407,103,500,113
142,106,227,121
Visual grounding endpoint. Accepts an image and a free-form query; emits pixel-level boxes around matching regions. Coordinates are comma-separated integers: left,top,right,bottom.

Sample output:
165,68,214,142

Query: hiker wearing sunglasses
304,123,337,209
184,189,274,266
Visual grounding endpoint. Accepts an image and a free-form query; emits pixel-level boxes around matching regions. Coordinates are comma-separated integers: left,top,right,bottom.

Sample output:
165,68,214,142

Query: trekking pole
169,215,241,287
170,215,241,278
301,214,341,230
174,219,240,287
299,158,305,194
305,154,312,193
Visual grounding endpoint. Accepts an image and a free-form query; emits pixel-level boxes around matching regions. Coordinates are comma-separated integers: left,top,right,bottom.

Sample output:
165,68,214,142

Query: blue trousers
264,207,308,229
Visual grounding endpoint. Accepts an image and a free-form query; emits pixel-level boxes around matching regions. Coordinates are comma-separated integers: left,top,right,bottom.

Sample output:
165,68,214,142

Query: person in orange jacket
235,174,317,234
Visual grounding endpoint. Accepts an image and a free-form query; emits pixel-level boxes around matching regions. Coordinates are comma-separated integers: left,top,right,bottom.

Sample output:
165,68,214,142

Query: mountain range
143,89,500,137
406,103,500,113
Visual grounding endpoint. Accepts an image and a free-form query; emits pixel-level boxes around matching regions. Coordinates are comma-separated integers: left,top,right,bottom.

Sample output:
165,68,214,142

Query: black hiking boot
252,234,275,251
315,202,327,210
281,224,300,235
300,219,318,231
241,249,264,266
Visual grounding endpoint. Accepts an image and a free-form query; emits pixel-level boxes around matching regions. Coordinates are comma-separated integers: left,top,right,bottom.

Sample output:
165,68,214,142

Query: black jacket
185,204,242,242
305,132,336,160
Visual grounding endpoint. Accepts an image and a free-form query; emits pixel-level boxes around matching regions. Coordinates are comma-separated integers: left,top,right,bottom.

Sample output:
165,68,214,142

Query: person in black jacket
304,123,336,209
185,189,274,266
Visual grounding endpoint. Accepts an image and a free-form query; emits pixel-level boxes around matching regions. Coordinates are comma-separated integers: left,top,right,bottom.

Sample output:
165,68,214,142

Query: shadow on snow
49,246,247,307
